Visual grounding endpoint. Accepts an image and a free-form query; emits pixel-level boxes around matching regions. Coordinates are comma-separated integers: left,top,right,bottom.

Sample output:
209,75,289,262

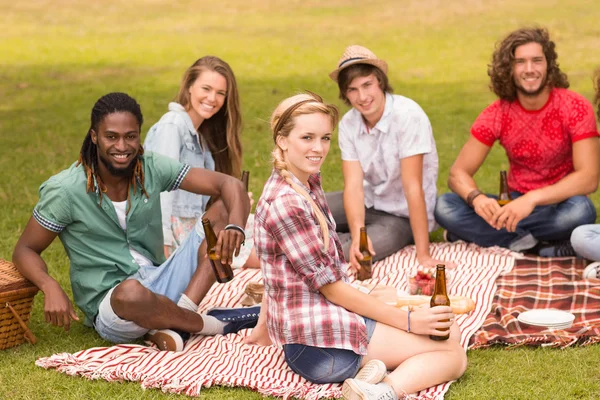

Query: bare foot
243,326,272,346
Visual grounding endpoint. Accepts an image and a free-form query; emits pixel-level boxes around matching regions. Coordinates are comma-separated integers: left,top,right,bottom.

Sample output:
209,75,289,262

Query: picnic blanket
36,242,514,399
470,256,600,349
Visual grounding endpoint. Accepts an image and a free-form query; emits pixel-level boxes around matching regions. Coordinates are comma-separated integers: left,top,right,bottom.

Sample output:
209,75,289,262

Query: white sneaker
354,359,388,384
342,379,397,400
583,261,600,279
144,329,184,352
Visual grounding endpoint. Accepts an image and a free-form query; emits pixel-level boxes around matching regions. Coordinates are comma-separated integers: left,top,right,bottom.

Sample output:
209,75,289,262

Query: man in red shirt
435,27,600,256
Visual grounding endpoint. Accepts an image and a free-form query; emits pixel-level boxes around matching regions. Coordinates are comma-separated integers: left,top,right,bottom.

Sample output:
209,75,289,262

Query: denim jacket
144,102,215,246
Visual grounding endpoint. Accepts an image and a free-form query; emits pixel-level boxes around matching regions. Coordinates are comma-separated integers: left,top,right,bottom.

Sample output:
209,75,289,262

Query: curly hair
488,27,569,101
594,68,600,120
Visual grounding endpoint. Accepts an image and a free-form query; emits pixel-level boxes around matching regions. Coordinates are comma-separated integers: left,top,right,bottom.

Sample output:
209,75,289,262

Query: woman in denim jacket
145,56,258,268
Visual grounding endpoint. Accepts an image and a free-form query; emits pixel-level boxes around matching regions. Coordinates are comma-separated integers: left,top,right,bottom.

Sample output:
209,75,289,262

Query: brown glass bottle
201,217,234,283
241,170,250,192
429,264,450,341
498,170,512,206
357,227,373,280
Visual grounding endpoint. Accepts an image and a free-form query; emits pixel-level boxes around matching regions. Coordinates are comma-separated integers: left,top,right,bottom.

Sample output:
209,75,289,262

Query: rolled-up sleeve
34,179,73,233
267,194,344,291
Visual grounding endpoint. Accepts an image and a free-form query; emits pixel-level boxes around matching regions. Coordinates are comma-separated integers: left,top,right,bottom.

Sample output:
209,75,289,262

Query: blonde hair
270,93,339,251
176,56,243,177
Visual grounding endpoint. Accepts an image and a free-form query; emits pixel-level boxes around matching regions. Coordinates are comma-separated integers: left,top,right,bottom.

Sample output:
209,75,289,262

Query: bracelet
407,309,411,333
225,224,246,245
466,189,484,208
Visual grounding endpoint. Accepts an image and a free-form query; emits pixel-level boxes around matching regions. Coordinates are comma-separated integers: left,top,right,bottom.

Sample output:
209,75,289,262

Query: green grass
1,0,600,398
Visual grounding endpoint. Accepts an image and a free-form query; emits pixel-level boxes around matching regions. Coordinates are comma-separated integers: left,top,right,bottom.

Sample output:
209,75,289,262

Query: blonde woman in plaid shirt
252,93,467,400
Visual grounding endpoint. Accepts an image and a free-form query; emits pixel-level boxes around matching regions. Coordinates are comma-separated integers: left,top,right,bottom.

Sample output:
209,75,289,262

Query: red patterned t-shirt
471,88,599,193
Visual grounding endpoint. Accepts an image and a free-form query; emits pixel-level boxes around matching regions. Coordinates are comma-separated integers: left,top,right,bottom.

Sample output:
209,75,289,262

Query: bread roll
395,295,475,314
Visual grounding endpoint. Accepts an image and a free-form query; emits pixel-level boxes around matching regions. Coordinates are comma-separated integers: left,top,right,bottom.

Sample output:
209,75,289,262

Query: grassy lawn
1,0,600,398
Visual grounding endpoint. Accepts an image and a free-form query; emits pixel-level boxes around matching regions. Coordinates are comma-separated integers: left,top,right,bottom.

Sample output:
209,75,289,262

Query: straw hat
329,45,388,82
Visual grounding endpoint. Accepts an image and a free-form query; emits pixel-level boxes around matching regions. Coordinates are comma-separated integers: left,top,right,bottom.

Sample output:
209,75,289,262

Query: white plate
519,321,573,330
517,309,575,327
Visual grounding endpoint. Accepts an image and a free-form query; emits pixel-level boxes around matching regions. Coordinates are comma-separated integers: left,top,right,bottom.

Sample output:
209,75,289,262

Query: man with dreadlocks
435,27,600,257
13,92,258,352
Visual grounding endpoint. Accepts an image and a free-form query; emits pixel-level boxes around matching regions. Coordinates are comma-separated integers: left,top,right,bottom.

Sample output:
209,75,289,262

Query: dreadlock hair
488,27,569,102
78,92,147,213
176,56,243,178
270,92,339,252
594,67,600,121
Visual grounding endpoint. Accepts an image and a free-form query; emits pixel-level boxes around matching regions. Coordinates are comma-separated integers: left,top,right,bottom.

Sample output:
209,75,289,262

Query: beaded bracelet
225,224,246,246
407,309,411,333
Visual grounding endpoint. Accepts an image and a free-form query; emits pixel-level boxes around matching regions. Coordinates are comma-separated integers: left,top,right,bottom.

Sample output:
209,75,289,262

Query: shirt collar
283,170,322,193
358,92,394,136
168,102,199,139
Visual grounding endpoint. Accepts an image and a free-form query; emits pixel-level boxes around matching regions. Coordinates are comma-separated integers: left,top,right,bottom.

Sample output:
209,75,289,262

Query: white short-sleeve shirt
338,93,439,231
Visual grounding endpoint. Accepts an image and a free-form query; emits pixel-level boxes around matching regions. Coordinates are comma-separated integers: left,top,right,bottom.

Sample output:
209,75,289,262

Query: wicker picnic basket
0,259,38,349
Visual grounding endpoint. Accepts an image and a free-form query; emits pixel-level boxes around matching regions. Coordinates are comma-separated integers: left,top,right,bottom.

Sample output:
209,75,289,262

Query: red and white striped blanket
469,256,600,349
36,242,514,399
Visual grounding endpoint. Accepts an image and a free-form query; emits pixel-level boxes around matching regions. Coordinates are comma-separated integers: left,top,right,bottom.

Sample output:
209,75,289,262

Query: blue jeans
434,192,596,251
571,224,600,260
94,221,206,343
283,317,377,384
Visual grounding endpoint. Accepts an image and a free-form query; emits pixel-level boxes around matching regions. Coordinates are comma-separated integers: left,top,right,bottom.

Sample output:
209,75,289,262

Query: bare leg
242,248,260,269
244,295,272,346
111,198,239,333
111,280,205,332
364,322,467,396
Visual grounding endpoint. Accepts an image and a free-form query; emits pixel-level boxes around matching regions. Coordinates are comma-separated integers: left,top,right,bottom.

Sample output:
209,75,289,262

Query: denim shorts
93,222,206,344
282,317,377,384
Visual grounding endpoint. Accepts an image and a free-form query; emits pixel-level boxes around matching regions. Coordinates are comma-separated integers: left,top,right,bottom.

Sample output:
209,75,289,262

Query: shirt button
131,259,136,263
144,199,148,203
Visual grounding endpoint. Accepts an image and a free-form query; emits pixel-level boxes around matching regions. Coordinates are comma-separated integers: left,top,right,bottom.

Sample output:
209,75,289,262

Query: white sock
177,294,199,313
197,314,227,335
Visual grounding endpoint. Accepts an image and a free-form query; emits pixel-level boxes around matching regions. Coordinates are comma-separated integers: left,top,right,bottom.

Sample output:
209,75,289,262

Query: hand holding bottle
408,305,455,337
349,231,375,276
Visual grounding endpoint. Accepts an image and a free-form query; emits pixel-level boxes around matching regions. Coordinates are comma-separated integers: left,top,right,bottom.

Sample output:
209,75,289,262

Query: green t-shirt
33,152,190,326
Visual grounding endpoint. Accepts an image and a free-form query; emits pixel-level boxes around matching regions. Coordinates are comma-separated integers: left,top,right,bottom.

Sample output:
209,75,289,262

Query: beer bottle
498,170,512,206
429,264,450,341
241,170,250,192
357,227,373,280
201,217,234,283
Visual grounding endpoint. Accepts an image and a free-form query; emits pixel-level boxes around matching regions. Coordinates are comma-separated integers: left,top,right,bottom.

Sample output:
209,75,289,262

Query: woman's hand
408,304,454,337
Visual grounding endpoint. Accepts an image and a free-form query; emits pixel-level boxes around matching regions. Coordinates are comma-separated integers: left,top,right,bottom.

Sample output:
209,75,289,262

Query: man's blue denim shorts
282,317,377,384
94,222,206,344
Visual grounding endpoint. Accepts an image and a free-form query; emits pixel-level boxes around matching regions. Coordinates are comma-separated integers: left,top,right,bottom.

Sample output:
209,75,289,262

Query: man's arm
401,154,454,268
448,136,501,226
493,137,600,231
179,168,250,264
341,160,373,272
12,217,79,331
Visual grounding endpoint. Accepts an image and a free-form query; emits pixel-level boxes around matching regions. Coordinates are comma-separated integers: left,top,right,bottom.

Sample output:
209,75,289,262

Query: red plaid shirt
254,170,368,355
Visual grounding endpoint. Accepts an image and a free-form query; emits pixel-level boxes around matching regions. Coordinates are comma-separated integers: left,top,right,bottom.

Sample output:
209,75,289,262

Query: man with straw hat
327,45,453,277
